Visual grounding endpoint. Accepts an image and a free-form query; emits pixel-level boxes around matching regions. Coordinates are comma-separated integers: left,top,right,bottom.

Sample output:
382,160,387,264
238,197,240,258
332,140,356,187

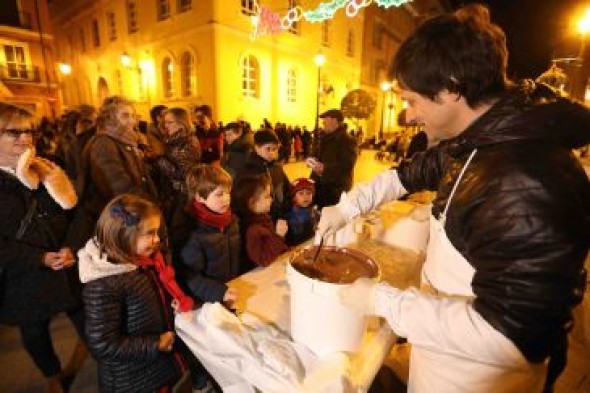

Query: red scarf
135,251,195,313
190,200,233,231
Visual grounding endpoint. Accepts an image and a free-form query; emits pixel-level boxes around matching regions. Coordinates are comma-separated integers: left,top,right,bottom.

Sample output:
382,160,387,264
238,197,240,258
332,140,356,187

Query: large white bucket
286,247,379,357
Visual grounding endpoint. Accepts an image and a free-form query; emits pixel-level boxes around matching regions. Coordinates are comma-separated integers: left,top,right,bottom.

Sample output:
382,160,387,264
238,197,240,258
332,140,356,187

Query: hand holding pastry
31,157,77,209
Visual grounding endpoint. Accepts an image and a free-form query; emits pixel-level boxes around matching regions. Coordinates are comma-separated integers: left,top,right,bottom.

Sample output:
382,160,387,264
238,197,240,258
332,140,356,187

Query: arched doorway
97,77,109,105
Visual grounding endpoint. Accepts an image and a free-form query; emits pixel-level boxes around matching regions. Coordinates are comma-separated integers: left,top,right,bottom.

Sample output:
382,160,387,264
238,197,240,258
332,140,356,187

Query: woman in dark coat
0,103,86,393
153,107,201,225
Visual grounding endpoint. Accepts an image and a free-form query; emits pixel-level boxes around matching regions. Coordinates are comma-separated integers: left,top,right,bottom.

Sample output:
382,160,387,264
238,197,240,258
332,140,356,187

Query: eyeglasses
1,129,36,138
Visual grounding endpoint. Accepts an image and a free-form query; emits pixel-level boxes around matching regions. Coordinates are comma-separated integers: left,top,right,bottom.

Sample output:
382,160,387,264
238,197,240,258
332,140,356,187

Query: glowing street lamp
58,62,72,75
120,52,132,68
576,7,590,101
121,52,151,109
578,8,590,35
314,53,326,130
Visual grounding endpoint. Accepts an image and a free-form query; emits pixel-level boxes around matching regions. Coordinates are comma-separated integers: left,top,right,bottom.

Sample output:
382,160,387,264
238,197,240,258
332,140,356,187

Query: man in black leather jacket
318,4,590,393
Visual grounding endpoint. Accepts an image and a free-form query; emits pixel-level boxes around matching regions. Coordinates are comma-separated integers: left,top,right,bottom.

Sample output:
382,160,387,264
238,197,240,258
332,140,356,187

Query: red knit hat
290,178,315,199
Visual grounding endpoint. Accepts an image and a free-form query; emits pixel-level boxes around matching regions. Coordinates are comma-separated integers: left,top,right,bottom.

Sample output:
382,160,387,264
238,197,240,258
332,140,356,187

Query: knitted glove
15,147,40,190
32,157,78,209
339,277,378,315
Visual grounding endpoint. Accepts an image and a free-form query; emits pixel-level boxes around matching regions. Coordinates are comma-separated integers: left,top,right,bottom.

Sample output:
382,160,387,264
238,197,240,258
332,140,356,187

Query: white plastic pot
286,247,379,357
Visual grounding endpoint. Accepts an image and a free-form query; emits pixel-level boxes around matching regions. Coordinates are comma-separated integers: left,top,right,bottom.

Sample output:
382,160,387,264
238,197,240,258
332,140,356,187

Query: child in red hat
285,178,320,246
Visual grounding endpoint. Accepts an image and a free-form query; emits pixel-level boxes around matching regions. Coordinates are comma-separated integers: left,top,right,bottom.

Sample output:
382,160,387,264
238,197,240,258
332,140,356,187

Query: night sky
449,0,585,79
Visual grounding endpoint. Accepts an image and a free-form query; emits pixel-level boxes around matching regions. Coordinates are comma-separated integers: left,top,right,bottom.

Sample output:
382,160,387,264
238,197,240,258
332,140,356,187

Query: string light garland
250,0,412,38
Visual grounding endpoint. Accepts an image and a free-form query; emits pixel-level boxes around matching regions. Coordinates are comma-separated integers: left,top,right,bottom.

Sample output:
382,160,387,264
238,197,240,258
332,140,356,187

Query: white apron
410,149,546,393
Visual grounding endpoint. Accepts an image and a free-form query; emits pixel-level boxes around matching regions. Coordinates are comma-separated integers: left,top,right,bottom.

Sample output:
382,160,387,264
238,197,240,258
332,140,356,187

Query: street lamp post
379,81,391,141
57,62,72,111
314,53,325,130
575,7,590,101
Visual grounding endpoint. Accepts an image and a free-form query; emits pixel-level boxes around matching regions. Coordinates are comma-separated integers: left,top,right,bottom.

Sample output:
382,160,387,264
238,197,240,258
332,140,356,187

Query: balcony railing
0,64,41,83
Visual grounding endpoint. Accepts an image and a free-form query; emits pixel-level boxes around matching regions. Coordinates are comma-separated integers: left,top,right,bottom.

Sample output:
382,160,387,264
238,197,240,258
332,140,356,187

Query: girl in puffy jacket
77,194,210,392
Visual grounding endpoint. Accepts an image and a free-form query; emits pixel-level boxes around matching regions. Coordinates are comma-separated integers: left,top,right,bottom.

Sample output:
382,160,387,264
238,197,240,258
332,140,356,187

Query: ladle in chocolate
312,235,325,264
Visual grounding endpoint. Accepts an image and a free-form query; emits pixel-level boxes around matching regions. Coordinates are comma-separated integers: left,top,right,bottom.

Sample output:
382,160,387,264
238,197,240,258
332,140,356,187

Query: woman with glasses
0,102,86,393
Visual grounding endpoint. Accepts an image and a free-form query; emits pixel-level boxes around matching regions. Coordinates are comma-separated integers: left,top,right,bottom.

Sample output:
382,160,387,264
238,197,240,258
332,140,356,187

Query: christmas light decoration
251,0,413,37
374,0,412,7
302,0,348,23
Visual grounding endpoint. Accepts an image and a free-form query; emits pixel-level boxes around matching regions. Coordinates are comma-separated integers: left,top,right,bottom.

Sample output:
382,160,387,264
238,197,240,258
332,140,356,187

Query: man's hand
339,278,378,315
305,157,324,175
316,205,347,238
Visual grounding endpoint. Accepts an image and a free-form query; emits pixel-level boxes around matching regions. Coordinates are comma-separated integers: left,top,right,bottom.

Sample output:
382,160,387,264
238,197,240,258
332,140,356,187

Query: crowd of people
1,3,590,393
0,90,358,392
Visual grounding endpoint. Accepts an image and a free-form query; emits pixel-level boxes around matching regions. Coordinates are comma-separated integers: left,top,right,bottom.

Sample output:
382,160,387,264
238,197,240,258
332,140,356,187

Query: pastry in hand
15,147,40,190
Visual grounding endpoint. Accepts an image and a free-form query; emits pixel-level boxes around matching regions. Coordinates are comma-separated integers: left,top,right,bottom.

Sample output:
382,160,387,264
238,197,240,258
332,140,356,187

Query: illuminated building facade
48,0,366,128
0,0,59,117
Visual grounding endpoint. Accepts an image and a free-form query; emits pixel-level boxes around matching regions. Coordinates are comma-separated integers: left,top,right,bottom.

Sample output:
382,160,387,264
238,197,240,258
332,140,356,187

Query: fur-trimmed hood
78,238,136,283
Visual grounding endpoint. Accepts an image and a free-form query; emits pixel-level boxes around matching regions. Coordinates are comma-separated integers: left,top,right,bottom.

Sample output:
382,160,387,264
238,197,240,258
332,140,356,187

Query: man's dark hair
224,122,242,134
390,4,508,108
149,105,167,124
195,104,212,118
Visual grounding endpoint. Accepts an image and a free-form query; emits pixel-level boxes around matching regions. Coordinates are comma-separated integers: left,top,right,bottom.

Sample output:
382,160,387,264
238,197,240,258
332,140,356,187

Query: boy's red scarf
190,200,233,231
135,251,194,312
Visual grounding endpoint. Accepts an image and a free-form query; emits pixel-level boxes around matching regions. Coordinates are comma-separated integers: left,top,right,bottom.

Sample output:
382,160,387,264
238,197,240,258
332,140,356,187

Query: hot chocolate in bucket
287,246,379,356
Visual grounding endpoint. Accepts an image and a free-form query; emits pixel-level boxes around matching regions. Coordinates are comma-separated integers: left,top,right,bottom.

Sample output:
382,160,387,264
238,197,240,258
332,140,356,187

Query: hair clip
110,204,140,226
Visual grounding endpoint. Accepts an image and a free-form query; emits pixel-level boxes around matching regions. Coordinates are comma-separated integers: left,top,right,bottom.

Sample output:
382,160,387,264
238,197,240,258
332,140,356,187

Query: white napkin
175,303,354,393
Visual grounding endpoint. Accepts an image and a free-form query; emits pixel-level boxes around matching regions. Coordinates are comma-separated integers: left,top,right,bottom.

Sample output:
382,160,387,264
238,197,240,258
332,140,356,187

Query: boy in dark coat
234,129,291,224
171,164,239,308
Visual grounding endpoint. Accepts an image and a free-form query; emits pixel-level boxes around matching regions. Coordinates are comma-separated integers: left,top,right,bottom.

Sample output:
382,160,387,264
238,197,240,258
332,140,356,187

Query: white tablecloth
176,200,427,392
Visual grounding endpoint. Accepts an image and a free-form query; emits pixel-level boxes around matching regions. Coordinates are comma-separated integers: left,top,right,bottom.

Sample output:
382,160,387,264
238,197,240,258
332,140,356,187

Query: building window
287,0,300,35
162,57,174,98
346,28,354,57
127,0,138,33
180,51,195,97
241,0,256,16
79,28,87,52
321,21,330,47
287,68,296,103
178,0,191,12
241,55,259,98
157,0,171,21
2,45,28,79
107,12,117,41
91,19,100,47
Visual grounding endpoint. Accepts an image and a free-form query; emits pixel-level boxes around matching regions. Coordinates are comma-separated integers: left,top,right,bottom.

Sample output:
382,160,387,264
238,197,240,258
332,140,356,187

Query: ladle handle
312,236,325,263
